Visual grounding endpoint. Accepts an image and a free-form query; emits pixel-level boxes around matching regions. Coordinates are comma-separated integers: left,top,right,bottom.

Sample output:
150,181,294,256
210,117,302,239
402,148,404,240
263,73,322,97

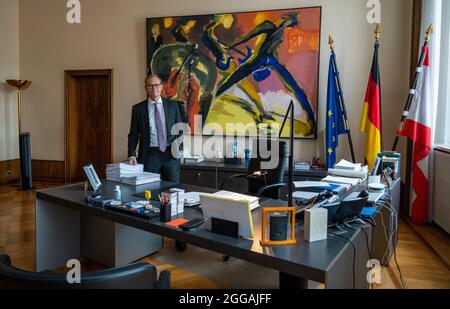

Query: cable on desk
328,232,356,289
348,220,374,289
361,228,372,259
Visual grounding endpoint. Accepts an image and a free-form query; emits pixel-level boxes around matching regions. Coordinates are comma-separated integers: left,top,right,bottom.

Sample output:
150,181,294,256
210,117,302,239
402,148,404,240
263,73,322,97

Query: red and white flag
397,46,432,224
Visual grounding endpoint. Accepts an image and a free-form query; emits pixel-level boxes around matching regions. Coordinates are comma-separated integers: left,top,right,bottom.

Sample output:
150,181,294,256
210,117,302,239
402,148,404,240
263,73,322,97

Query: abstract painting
147,6,321,138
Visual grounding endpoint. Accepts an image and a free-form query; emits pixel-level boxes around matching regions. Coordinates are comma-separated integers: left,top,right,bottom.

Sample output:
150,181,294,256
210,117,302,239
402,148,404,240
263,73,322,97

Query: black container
19,132,32,191
160,203,171,222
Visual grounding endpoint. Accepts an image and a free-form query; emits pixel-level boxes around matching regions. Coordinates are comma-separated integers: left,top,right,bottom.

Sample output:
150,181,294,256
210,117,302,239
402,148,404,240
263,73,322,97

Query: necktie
154,103,166,152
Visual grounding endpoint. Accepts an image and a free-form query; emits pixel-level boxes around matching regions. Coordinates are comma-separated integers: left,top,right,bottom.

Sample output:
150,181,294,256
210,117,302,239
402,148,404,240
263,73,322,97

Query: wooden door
65,69,113,183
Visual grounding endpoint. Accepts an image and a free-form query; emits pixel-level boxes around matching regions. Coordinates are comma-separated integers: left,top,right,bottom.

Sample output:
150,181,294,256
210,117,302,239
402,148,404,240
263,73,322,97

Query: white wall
18,0,411,164
0,0,20,161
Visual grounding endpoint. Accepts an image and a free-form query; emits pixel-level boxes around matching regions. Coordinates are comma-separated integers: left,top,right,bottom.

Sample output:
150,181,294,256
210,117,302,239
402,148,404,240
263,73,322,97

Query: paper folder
199,194,255,238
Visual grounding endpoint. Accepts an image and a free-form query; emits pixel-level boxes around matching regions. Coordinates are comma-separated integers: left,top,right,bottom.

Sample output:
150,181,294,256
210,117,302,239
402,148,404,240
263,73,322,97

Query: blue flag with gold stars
326,53,348,168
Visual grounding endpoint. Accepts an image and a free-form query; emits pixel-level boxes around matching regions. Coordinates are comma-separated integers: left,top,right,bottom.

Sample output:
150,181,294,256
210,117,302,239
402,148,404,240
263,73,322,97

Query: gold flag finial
375,24,382,41
328,35,334,50
425,24,433,42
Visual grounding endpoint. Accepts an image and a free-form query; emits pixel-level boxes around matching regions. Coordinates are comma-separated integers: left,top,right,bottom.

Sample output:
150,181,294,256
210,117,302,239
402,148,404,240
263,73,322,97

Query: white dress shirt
148,97,167,147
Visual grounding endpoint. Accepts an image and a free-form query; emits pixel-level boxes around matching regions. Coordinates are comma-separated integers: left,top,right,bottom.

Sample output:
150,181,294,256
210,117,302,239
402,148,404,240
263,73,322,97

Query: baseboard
32,160,65,183
0,159,20,184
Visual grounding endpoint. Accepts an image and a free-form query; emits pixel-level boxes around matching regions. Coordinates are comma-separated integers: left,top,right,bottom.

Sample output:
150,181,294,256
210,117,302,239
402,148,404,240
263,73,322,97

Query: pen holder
160,203,171,222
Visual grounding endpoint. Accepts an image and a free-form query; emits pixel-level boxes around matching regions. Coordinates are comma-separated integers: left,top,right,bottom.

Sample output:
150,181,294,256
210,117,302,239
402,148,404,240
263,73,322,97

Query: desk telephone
296,189,371,223
295,190,338,208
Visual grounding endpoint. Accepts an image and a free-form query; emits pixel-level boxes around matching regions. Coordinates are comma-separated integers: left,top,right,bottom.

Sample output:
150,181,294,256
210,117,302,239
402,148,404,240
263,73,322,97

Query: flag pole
328,36,356,163
375,24,384,151
392,24,433,151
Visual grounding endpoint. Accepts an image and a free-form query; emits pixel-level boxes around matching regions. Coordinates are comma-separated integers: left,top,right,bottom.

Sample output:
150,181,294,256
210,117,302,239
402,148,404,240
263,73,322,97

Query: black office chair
0,254,170,289
221,140,288,199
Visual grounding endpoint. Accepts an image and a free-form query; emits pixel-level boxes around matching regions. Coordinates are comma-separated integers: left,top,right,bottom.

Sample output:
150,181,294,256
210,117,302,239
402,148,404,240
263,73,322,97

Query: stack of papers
121,172,161,186
285,161,311,171
184,155,205,164
334,159,361,171
295,162,311,170
294,181,331,189
106,163,160,185
183,192,201,207
328,160,369,180
322,175,362,186
106,163,144,181
294,181,350,193
293,191,319,200
212,190,260,210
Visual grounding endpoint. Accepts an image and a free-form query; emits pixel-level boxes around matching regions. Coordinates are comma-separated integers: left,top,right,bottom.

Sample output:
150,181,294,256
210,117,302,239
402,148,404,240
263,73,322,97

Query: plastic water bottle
232,140,238,158
114,185,122,201
245,149,251,164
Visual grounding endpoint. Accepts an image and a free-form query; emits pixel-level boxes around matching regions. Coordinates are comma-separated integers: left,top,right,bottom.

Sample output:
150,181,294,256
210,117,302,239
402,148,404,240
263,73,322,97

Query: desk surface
36,180,369,286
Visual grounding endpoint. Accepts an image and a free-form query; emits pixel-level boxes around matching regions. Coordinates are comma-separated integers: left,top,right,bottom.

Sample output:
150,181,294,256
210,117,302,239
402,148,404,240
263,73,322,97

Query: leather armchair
0,254,170,289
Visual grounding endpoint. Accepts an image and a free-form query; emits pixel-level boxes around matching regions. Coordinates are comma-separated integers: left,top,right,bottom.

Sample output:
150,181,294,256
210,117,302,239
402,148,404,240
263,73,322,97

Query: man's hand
128,157,137,165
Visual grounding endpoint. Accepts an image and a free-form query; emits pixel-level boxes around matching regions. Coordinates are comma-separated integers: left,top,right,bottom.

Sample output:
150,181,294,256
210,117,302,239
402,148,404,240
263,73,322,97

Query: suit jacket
128,98,182,164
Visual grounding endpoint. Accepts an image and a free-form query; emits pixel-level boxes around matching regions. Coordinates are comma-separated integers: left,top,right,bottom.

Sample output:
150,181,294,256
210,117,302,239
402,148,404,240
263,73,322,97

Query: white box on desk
169,188,185,215
304,208,328,242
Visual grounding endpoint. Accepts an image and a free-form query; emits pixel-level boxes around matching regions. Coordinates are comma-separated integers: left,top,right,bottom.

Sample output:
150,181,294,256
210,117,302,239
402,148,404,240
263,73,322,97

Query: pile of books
106,163,160,185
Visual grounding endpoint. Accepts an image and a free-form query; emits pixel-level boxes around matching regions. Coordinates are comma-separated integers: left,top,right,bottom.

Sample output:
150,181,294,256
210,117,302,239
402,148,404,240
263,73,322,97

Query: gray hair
145,74,162,85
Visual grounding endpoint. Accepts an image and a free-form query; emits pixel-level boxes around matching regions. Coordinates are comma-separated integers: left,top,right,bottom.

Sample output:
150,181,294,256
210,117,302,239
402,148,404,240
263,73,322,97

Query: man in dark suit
127,74,183,183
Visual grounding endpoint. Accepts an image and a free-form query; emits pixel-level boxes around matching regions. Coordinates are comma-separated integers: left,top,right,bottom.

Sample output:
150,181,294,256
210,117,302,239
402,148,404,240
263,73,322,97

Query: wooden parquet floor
0,182,449,289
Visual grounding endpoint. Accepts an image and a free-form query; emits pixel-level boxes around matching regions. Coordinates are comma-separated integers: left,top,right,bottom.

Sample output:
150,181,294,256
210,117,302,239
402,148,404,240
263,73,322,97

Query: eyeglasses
146,84,162,88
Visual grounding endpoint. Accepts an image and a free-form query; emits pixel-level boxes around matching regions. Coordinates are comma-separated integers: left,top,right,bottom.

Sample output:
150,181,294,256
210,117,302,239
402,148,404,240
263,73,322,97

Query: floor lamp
6,80,33,191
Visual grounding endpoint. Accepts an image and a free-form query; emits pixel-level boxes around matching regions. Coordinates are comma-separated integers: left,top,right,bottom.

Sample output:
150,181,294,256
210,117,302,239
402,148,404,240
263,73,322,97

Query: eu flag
326,53,348,168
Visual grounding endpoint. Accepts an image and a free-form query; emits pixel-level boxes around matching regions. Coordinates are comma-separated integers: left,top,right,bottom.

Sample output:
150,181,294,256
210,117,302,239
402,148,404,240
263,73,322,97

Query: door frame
64,69,113,183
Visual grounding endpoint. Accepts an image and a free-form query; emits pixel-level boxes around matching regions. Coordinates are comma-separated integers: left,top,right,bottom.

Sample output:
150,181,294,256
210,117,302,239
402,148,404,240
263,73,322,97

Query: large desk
35,180,398,289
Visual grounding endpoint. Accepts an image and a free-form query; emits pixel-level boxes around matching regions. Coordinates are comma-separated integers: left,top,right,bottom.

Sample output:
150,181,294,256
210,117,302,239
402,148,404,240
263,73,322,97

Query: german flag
360,42,382,170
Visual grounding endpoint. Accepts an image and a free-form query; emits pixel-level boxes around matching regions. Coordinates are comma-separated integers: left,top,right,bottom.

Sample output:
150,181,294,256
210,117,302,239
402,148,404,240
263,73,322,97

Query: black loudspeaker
270,214,288,241
19,132,32,191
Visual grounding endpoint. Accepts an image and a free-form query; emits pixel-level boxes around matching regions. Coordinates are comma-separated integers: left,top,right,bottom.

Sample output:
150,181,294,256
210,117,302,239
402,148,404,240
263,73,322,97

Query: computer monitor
83,163,102,193
332,196,368,223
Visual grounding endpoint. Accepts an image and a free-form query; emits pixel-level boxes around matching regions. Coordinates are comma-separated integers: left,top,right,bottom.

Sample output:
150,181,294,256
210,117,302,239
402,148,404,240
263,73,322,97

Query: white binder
199,193,255,238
